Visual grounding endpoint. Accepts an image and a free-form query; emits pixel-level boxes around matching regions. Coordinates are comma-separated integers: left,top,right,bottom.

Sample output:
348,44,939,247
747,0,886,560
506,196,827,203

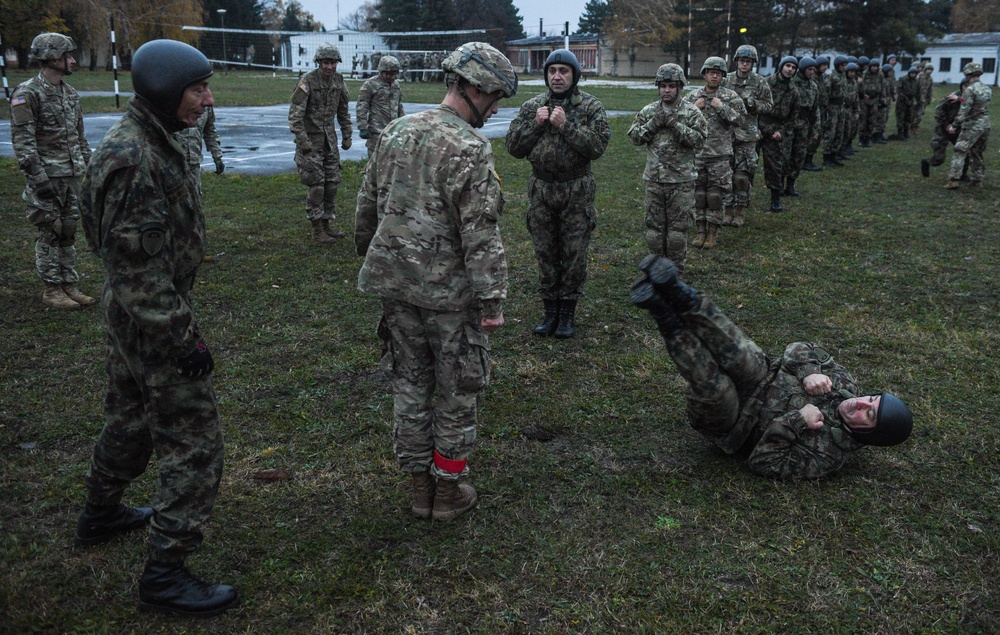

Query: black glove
34,181,58,201
214,158,225,174
176,339,214,378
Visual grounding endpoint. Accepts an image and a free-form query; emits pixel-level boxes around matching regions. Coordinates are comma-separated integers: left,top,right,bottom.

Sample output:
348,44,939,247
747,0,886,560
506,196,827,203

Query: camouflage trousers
295,143,342,221
896,100,915,136
823,104,844,155
859,99,879,140
761,134,787,192
365,132,380,157
86,286,224,563
694,156,732,226
663,294,769,439
527,175,597,301
949,124,990,182
643,179,694,272
787,117,818,180
928,126,956,166
730,141,758,208
912,99,927,127
25,176,81,285
875,103,890,137
843,107,858,148
379,299,491,480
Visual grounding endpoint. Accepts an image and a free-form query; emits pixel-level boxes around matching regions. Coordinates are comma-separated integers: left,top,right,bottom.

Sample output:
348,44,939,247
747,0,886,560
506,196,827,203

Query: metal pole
564,22,569,50
110,16,120,108
218,9,228,74
0,31,9,99
725,0,733,64
687,4,692,79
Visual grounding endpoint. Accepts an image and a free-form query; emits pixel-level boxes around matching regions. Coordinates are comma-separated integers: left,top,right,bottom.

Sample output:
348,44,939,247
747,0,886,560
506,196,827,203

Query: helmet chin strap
457,84,488,128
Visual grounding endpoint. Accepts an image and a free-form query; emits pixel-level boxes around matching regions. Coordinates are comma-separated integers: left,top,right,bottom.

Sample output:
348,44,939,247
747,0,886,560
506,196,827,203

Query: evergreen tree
577,0,612,34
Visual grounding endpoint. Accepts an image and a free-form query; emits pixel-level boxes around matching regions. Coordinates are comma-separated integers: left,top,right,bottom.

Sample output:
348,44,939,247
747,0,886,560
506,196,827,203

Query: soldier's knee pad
733,171,751,193
707,187,723,211
58,218,77,246
695,187,707,209
35,222,59,246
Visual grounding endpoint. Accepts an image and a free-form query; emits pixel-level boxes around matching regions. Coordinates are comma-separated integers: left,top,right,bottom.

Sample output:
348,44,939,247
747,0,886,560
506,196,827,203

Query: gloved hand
298,137,313,153
34,180,58,201
654,109,676,130
342,136,352,151
214,158,225,174
359,129,370,139
744,97,756,113
176,340,215,378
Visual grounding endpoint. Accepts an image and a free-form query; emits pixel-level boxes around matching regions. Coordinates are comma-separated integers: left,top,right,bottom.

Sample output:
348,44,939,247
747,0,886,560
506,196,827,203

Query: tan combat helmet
734,45,758,62
314,43,342,62
30,32,76,61
378,55,401,72
655,63,686,86
701,56,728,75
441,41,518,98
962,62,983,76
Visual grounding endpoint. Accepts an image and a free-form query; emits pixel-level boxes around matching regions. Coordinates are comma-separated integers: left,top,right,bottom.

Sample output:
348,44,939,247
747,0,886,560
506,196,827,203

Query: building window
338,35,344,42
960,57,972,70
984,58,997,73
939,58,951,72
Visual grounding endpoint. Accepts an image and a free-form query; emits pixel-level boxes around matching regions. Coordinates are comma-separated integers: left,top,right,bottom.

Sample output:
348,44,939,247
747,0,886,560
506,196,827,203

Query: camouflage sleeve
338,82,352,135
356,83,372,130
201,109,222,160
76,101,92,165
354,150,379,256
559,100,610,160
781,341,831,381
288,83,309,143
504,102,544,158
98,166,199,360
675,107,708,150
627,105,659,145
718,95,745,126
755,80,774,115
457,144,507,311
747,413,852,479
9,89,49,187
954,86,975,127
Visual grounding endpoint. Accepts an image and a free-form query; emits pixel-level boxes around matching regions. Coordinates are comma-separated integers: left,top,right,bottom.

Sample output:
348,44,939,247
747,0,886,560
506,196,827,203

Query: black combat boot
75,503,153,547
631,281,684,338
822,153,841,168
139,560,239,617
769,188,783,212
636,254,699,314
921,158,930,178
859,137,870,147
553,300,577,339
532,299,560,336
783,178,799,197
803,154,822,171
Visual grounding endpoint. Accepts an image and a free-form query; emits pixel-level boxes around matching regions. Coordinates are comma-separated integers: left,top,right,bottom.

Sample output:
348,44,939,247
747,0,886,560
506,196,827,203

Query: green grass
1,88,999,634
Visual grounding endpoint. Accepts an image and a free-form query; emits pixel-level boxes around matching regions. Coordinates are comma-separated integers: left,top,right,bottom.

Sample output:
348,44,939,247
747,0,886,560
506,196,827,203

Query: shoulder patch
10,95,31,125
297,81,310,94
11,96,26,107
139,224,168,256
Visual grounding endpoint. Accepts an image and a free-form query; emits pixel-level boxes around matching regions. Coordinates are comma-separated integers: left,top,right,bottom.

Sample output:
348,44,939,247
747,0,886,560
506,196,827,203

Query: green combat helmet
734,45,758,62
377,55,400,72
655,63,686,86
314,43,342,63
132,39,213,125
701,56,727,74
962,62,983,76
441,41,517,127
30,32,76,61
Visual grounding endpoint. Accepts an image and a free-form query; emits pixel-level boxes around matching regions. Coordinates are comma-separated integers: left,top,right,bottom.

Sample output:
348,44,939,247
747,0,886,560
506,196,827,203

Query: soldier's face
736,58,753,75
320,59,338,78
471,87,503,126
381,70,398,84
48,53,77,75
802,66,815,78
176,80,214,128
780,63,797,79
547,64,574,93
818,64,829,74
703,69,723,88
658,81,681,104
838,395,881,430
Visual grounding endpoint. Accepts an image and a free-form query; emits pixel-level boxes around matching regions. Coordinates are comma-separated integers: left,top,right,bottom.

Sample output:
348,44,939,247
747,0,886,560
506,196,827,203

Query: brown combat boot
311,220,336,244
691,220,707,249
42,284,81,310
432,479,477,522
62,285,96,306
722,206,735,226
945,179,962,190
320,219,345,239
731,205,746,228
702,223,719,249
409,471,434,519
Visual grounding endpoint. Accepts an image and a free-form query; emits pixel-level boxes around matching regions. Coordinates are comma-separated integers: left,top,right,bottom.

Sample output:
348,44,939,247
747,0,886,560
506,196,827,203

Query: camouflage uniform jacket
791,73,820,130
954,80,992,131
682,86,746,158
843,75,860,116
732,342,864,480
505,88,610,179
9,72,91,191
626,100,707,183
288,68,352,149
934,90,964,134
825,70,846,106
81,98,206,363
356,75,404,135
198,107,223,161
760,74,798,138
918,72,934,105
813,73,828,110
897,74,920,107
355,105,507,318
860,70,884,102
722,71,773,143
882,74,897,103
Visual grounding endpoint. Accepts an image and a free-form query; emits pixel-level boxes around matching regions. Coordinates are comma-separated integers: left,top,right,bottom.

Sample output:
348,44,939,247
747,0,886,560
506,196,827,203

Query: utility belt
532,164,590,183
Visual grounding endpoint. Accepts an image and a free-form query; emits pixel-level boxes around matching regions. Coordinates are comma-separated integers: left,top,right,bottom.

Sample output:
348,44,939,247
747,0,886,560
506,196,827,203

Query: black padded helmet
834,54,849,68
798,56,817,73
848,393,914,447
544,49,581,89
132,39,213,123
779,55,799,71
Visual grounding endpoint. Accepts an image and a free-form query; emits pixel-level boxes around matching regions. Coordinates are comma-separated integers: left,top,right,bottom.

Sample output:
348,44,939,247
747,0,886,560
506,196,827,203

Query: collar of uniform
547,87,582,106
128,97,189,152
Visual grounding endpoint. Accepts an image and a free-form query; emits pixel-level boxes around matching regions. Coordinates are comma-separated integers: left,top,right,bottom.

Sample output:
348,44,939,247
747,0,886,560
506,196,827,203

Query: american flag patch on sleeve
11,96,26,107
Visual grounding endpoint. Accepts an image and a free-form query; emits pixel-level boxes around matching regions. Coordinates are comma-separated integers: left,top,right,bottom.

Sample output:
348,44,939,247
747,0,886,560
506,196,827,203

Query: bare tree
340,1,378,31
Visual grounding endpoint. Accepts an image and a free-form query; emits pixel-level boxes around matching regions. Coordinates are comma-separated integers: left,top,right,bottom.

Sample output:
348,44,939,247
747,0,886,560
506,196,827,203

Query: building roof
506,34,599,47
925,32,1000,48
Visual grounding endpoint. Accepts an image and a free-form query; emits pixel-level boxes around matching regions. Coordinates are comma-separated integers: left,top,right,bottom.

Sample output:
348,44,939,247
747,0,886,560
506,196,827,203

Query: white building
283,30,389,73
920,32,1000,86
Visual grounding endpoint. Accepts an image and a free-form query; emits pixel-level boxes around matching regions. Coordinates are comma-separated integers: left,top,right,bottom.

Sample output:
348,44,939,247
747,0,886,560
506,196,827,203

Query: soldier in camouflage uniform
822,56,848,167
912,64,935,132
357,55,405,157
632,255,914,480
761,56,798,212
858,59,884,147
921,80,967,179
895,66,920,140
10,33,94,310
721,45,773,227
785,57,820,197
875,64,896,143
356,42,516,522
681,57,745,249
803,55,828,172
840,62,861,156
289,43,353,245
946,63,991,189
77,40,238,618
627,63,707,273
505,49,610,339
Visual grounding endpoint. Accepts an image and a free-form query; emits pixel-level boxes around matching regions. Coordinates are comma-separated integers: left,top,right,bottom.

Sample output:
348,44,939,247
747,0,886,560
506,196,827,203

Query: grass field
1,79,999,634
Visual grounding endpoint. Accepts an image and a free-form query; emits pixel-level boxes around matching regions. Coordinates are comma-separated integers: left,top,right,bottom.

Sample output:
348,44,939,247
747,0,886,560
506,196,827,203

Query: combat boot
702,223,719,249
769,189,783,212
320,218,345,239
139,560,239,617
62,285,96,306
554,299,577,339
722,206,735,226
42,284,81,310
311,220,335,245
921,158,931,178
691,220,707,248
945,179,962,190
75,503,153,547
409,471,434,519
783,178,799,197
859,137,870,148
630,281,684,338
636,254,699,314
731,205,746,228
803,154,822,171
822,153,841,168
532,299,560,336
432,479,477,522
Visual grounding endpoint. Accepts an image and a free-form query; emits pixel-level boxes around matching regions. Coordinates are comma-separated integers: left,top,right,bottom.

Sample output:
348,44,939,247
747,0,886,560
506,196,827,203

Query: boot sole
139,594,240,618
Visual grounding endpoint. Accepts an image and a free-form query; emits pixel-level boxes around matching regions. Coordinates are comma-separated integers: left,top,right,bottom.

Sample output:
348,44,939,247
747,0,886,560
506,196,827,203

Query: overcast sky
296,0,588,36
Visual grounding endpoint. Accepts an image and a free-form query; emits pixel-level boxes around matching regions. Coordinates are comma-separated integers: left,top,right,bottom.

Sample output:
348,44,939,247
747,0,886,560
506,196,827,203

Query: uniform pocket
457,323,491,392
